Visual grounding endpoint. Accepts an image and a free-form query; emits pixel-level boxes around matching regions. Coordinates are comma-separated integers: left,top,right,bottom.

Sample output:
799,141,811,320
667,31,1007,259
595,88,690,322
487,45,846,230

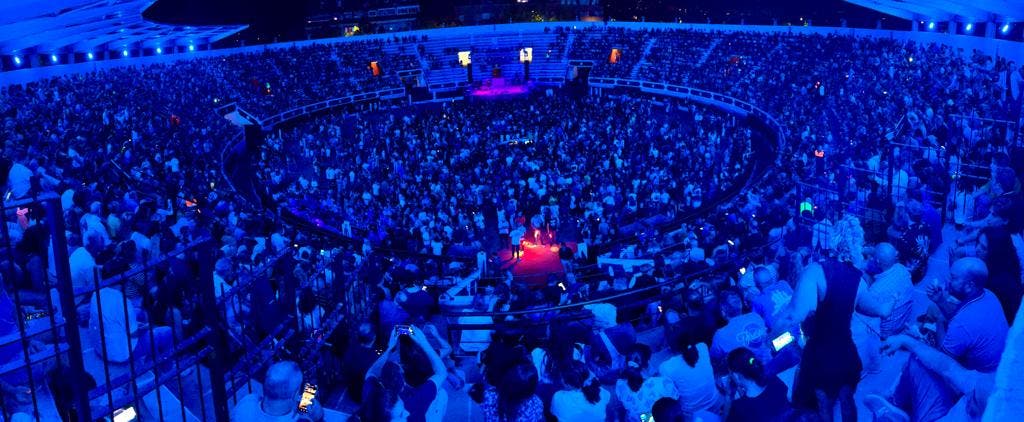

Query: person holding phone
230,360,325,422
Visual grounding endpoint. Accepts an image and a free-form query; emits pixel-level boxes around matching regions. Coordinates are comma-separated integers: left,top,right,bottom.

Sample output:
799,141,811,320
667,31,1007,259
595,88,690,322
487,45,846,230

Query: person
657,333,720,415
724,347,791,422
777,216,891,421
510,224,526,261
866,334,996,422
879,257,1009,421
230,361,326,422
550,360,611,421
558,242,574,274
613,364,679,421
479,362,544,422
749,266,792,331
711,288,771,369
976,226,1022,324
366,324,448,422
358,361,411,422
651,397,686,422
341,323,381,403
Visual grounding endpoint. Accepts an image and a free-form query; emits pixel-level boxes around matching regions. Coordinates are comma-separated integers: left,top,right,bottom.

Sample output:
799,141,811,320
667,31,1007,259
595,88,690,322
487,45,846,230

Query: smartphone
395,325,414,336
772,332,795,352
640,413,655,422
298,383,317,413
112,406,137,422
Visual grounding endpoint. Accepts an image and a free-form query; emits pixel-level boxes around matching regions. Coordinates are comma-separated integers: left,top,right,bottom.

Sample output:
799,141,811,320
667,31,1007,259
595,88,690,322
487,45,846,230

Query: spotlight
13,56,21,66
908,56,914,63
964,23,973,33
50,54,58,63
188,44,195,52
156,47,162,54
87,52,94,60
122,49,129,57
1002,23,1011,34
928,21,936,30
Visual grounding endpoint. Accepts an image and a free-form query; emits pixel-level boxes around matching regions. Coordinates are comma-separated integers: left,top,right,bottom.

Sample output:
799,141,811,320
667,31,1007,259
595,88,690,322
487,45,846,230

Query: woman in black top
725,347,791,422
777,217,892,421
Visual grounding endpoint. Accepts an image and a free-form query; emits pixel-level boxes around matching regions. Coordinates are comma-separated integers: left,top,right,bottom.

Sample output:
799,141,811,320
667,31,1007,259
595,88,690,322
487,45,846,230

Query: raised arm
408,324,448,388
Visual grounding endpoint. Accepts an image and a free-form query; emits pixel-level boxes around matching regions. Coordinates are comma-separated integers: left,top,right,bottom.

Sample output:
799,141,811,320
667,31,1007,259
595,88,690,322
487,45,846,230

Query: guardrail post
45,198,93,421
196,240,231,421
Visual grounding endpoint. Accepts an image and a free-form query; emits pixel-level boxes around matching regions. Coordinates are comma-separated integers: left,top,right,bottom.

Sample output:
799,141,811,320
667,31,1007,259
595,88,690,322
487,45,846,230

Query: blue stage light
50,54,58,63
1002,23,1011,34
188,44,195,52
87,52,94,60
928,21,936,30
965,23,973,33
156,47,163,54
13,56,21,66
122,49,129,57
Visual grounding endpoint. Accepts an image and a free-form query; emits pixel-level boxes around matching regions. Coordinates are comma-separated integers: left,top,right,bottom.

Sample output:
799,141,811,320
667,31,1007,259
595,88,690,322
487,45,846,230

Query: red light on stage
369,61,381,77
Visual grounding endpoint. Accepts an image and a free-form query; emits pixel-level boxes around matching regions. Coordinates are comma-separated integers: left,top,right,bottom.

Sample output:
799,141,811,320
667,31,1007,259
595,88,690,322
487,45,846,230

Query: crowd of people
0,22,1022,422
264,94,752,264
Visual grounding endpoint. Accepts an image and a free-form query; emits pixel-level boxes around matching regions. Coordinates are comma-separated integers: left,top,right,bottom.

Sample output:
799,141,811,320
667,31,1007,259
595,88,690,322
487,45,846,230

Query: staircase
695,38,722,68
630,37,659,79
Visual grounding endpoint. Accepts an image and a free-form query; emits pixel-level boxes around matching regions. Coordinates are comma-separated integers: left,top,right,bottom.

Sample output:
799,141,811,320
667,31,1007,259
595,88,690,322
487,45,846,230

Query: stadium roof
845,0,1024,23
0,0,247,55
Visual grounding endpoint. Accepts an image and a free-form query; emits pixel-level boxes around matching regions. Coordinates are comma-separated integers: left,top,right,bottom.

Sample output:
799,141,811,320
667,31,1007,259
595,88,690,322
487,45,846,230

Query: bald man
882,257,1008,421
231,360,325,421
867,243,914,334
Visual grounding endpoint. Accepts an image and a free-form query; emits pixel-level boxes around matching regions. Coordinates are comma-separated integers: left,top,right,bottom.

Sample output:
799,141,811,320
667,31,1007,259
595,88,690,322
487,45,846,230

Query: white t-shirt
657,343,720,413
230,394,294,422
550,387,611,421
7,162,32,199
69,247,97,293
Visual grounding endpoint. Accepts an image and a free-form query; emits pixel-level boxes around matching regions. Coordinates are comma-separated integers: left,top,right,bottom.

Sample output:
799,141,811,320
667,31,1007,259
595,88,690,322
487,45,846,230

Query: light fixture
50,54,58,63
156,47,162,54
13,56,21,66
964,23,973,33
927,21,936,30
188,44,195,52
122,49,129,57
1002,23,1011,34
87,52,94,60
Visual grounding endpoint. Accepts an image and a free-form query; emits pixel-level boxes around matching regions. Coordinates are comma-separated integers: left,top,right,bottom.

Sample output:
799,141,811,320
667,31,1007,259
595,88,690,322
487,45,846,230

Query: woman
725,347,791,422
977,226,1023,324
657,332,719,415
365,325,448,422
613,363,679,421
550,360,610,421
480,363,544,422
779,216,890,421
358,361,411,422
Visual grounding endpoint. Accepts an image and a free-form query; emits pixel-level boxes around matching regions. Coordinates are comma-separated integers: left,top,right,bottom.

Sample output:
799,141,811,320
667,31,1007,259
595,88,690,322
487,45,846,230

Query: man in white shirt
230,361,328,422
70,232,104,294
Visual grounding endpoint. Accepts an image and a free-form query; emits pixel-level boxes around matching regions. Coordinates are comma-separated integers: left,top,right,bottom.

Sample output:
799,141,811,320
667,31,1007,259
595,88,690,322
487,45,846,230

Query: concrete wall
2,21,1021,87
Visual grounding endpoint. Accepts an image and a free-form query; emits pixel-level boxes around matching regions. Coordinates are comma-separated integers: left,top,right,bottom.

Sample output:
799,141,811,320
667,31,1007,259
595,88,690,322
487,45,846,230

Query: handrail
446,236,783,321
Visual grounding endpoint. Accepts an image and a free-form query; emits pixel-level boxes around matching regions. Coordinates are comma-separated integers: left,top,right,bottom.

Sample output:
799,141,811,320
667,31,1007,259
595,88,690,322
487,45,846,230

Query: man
867,334,996,422
509,224,526,261
711,289,771,369
231,361,326,422
749,266,792,331
881,258,1008,421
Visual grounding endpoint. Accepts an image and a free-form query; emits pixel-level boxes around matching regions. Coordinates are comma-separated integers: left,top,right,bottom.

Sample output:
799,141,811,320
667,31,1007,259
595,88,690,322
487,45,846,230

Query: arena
1,1,1023,421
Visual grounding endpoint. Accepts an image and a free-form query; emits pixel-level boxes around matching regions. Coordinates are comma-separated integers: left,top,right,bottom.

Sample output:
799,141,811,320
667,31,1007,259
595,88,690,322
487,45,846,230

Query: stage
497,240,575,286
470,77,533,97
